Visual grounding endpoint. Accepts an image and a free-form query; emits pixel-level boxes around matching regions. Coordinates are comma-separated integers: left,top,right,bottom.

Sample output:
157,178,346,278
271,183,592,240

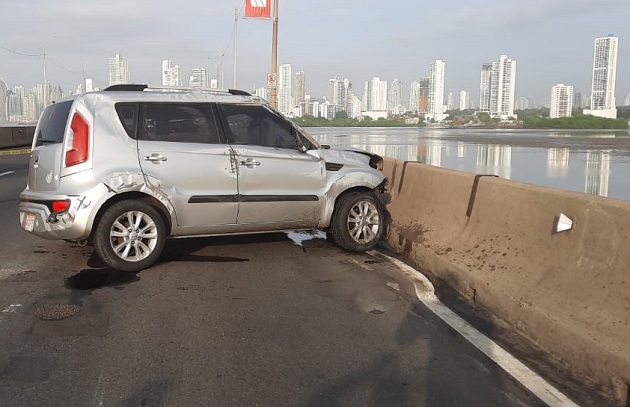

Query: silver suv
19,85,387,272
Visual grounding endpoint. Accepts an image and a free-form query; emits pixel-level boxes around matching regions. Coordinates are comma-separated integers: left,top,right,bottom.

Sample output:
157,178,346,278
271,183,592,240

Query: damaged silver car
19,85,387,272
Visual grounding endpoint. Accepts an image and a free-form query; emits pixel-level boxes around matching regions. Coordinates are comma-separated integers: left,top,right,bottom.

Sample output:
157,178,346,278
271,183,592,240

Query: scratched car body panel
19,85,387,271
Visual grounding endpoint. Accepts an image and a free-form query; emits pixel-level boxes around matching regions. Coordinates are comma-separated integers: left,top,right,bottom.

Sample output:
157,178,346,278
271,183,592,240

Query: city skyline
1,0,629,106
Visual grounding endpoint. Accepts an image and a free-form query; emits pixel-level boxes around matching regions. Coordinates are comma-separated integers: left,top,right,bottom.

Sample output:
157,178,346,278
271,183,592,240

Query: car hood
316,145,383,169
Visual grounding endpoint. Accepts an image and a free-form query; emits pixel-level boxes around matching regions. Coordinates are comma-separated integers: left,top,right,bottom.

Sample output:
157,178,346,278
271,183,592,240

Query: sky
1,0,629,107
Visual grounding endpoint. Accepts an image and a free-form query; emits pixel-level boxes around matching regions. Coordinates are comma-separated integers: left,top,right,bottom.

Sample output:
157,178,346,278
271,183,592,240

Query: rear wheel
330,192,384,252
94,200,166,272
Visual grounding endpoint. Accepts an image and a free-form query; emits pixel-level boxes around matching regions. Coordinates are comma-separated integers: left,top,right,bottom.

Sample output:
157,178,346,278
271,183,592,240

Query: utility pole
270,0,279,109
42,46,48,108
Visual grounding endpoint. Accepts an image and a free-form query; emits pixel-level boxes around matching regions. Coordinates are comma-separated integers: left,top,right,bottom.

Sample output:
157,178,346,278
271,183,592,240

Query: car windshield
292,122,320,149
263,105,320,150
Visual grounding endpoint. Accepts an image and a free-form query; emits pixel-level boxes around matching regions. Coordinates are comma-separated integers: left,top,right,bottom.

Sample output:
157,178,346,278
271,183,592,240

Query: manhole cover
36,304,81,321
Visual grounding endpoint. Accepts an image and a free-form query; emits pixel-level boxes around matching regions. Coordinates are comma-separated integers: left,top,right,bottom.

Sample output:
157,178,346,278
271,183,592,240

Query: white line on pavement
384,254,581,407
0,171,15,178
2,304,22,313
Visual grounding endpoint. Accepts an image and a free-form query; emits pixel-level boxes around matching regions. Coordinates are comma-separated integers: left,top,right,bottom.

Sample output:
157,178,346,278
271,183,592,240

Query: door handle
240,158,261,167
143,154,168,163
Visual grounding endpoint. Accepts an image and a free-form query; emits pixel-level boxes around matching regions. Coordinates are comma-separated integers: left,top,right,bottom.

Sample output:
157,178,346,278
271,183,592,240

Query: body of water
307,127,630,201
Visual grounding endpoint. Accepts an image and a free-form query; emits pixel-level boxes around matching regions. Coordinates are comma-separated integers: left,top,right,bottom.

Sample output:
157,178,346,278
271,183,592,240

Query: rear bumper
19,192,93,241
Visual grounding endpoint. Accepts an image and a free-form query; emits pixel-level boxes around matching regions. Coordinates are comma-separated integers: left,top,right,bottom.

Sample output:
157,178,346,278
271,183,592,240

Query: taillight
65,112,89,167
52,200,70,213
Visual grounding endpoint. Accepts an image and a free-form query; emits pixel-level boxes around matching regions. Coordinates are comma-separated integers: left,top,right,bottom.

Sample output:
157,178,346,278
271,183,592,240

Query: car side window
115,103,138,139
220,104,298,149
138,103,221,144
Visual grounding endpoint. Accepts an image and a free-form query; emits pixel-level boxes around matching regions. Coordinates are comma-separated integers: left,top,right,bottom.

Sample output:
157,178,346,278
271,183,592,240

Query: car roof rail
104,84,149,92
227,89,251,96
102,84,252,96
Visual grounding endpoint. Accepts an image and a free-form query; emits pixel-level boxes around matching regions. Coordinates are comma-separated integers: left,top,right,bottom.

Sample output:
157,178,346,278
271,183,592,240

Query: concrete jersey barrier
382,156,630,405
0,125,35,149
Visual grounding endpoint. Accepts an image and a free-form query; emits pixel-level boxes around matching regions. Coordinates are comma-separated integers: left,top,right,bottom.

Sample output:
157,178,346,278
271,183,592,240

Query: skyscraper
427,60,446,122
388,78,403,114
363,77,387,112
409,81,420,113
483,55,517,118
189,68,208,89
162,59,181,87
479,64,492,111
447,92,454,111
584,35,619,119
0,78,7,122
550,84,574,118
294,71,306,115
108,54,129,86
418,76,430,114
278,63,292,115
327,76,344,109
460,90,470,110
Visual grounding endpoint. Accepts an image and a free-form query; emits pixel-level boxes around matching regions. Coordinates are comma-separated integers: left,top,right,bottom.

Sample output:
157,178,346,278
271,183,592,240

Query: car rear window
35,100,74,145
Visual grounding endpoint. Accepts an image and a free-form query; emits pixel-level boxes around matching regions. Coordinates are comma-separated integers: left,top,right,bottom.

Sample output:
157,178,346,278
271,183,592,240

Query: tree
476,112,492,125
335,110,348,120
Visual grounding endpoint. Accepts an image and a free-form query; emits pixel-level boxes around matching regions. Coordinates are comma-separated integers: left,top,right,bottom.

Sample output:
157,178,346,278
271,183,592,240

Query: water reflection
547,149,570,178
311,128,630,201
585,151,611,197
476,145,512,179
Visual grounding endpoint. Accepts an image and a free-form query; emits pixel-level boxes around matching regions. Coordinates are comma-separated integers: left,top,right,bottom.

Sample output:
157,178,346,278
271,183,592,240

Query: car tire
330,191,384,252
94,200,166,272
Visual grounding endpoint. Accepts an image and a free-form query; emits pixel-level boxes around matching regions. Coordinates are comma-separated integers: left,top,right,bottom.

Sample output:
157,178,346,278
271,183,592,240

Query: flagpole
234,7,238,89
270,0,278,109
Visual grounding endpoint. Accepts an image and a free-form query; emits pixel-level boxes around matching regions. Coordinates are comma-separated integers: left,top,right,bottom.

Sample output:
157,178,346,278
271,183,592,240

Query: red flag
245,0,271,19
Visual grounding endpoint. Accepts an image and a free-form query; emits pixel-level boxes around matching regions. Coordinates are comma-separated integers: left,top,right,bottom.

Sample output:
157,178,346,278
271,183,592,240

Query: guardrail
0,125,35,149
382,157,630,406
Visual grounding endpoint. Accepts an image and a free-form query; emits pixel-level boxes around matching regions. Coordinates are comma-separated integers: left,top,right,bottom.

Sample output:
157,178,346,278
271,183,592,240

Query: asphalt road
0,153,564,407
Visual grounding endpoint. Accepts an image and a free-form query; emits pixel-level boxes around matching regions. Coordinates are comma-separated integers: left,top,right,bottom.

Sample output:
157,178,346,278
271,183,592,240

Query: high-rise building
108,54,129,86
482,55,517,118
584,36,618,119
409,81,420,113
189,68,208,89
479,63,492,111
550,84,574,118
363,77,387,112
254,87,268,101
161,59,181,87
573,92,586,109
460,90,470,110
447,92,454,111
515,97,530,110
419,76,430,114
427,60,447,122
388,78,403,114
0,78,7,122
327,76,347,114
278,63,292,115
294,71,306,115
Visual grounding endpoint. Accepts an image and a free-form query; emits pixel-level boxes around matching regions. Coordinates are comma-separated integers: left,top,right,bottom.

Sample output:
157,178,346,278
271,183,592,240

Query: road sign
267,73,277,89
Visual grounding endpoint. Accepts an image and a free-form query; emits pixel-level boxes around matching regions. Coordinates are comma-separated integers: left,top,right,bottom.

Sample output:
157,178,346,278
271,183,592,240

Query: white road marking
2,304,22,313
92,374,106,407
383,254,581,407
0,171,15,178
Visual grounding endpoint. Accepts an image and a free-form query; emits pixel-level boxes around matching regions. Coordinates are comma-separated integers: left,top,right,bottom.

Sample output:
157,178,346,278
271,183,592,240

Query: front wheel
93,200,166,272
330,192,384,252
